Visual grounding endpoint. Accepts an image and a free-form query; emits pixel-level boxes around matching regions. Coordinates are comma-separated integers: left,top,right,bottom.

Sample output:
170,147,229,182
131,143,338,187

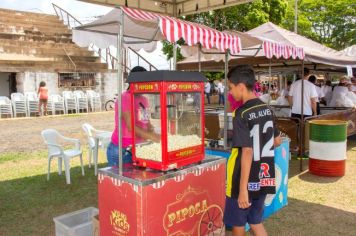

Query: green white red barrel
309,120,347,177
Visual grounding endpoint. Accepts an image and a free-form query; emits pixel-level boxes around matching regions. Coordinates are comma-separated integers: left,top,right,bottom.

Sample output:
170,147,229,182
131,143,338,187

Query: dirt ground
0,112,115,153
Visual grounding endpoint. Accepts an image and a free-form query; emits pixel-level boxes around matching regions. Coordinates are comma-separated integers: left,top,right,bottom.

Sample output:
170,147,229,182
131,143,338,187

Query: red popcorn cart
98,157,226,236
127,71,206,171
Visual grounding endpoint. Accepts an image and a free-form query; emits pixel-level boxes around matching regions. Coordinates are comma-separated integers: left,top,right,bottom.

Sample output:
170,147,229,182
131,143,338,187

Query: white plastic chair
0,96,13,118
25,92,39,116
74,90,89,113
11,93,27,117
82,123,110,168
41,129,84,184
49,94,65,115
62,91,77,114
86,90,102,112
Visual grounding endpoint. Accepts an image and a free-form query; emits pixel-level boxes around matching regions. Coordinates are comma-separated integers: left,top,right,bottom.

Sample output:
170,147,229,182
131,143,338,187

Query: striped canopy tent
73,6,242,55
179,30,305,72
73,6,244,172
178,22,355,72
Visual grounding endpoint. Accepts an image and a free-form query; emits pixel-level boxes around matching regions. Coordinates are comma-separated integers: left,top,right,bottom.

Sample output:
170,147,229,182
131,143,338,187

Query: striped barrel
309,120,347,177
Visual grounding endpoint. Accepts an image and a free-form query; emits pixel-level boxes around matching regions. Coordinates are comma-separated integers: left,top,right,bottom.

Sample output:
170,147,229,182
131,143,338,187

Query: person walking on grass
224,65,281,236
217,79,225,105
38,81,48,116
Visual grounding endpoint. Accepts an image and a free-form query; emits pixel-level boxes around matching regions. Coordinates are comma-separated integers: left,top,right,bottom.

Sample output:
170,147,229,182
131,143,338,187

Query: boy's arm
274,136,282,147
239,147,253,209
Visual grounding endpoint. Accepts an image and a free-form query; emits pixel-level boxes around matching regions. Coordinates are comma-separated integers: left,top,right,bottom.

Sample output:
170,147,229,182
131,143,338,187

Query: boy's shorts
223,194,266,227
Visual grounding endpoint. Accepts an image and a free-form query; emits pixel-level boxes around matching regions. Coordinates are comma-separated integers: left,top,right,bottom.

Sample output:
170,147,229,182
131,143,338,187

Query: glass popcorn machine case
127,71,206,171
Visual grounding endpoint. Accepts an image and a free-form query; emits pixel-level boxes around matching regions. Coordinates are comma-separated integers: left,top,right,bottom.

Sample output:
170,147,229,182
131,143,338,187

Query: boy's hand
238,190,250,209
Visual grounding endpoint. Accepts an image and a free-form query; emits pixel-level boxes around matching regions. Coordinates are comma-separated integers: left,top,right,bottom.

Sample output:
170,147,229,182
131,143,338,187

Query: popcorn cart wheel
198,204,224,236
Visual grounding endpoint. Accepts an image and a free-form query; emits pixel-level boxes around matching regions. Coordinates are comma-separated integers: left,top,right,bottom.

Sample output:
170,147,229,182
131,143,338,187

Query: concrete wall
14,71,118,109
100,72,118,103
16,72,58,95
0,72,10,97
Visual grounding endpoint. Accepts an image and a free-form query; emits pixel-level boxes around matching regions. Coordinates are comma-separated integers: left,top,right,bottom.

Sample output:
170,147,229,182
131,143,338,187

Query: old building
0,7,119,102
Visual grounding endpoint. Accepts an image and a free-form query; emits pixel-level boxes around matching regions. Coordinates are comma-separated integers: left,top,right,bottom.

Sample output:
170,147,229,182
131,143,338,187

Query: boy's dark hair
308,75,317,84
325,80,332,86
287,81,292,86
227,65,256,91
127,66,147,90
304,68,310,76
130,66,147,73
39,81,46,87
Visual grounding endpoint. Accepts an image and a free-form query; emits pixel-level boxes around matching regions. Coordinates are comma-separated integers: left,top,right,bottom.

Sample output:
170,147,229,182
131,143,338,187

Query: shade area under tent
178,22,356,171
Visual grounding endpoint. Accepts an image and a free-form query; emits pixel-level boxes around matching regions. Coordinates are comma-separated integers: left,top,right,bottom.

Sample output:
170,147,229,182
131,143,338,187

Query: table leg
94,137,99,176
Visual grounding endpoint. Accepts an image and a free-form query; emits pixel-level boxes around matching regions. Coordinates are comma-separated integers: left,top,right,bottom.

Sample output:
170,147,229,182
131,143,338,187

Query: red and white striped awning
263,41,305,60
122,7,242,55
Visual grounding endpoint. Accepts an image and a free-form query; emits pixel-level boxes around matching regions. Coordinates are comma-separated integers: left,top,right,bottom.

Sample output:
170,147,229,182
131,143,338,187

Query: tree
283,0,356,50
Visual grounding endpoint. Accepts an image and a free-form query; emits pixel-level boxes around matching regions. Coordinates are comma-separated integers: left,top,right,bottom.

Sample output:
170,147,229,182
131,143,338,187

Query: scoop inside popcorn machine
127,71,206,171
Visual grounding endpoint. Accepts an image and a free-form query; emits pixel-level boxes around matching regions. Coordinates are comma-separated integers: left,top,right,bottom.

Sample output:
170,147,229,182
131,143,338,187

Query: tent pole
198,44,202,72
300,60,305,171
223,51,229,149
173,43,177,70
268,59,272,105
117,10,125,175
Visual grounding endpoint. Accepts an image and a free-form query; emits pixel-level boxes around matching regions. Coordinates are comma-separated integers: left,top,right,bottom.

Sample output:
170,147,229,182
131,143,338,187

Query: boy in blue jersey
223,65,281,236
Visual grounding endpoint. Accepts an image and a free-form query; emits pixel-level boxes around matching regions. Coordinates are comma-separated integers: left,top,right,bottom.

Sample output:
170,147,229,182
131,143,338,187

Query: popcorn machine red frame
127,71,206,171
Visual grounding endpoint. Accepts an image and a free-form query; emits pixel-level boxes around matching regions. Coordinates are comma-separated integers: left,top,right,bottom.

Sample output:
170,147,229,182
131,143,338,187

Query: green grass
1,142,356,236
0,148,107,236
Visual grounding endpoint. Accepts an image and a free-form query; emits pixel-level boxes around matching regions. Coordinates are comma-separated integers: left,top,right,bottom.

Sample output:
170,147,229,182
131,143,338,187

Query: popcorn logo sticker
110,210,130,235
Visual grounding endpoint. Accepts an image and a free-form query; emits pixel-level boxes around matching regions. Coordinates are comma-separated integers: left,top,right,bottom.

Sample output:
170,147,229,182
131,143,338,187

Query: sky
0,0,170,69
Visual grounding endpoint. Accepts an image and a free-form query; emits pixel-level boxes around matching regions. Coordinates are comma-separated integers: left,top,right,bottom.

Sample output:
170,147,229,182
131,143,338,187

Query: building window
58,72,96,88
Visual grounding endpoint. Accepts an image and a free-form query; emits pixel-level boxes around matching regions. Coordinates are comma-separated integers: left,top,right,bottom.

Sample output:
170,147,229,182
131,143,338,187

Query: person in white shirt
321,80,333,105
204,82,211,104
279,81,292,99
351,77,356,94
308,75,324,115
329,77,350,107
288,68,318,118
217,79,225,105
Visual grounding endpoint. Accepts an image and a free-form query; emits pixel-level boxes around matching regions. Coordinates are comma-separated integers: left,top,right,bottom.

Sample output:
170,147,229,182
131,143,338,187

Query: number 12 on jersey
250,121,274,161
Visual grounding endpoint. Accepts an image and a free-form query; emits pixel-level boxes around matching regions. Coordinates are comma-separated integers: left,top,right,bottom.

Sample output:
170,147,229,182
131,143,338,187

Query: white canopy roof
177,22,356,71
78,0,253,16
248,22,356,68
340,45,356,57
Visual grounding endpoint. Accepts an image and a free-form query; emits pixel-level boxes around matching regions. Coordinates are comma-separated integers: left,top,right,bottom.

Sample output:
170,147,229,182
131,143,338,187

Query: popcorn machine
127,71,206,171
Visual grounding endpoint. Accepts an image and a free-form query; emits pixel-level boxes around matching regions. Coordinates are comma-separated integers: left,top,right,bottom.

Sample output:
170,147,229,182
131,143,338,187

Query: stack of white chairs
25,92,39,116
0,96,13,118
74,90,89,113
86,90,101,112
49,94,65,115
11,93,27,117
62,91,77,114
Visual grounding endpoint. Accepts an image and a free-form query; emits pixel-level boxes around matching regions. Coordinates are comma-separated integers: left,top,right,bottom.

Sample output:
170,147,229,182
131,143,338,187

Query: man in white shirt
288,68,318,119
308,75,324,115
351,77,356,94
329,77,353,107
217,79,225,105
204,82,211,104
321,80,333,105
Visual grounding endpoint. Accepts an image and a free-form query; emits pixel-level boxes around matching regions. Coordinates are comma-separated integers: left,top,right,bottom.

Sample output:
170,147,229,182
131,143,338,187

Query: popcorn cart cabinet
98,157,226,236
127,71,206,171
